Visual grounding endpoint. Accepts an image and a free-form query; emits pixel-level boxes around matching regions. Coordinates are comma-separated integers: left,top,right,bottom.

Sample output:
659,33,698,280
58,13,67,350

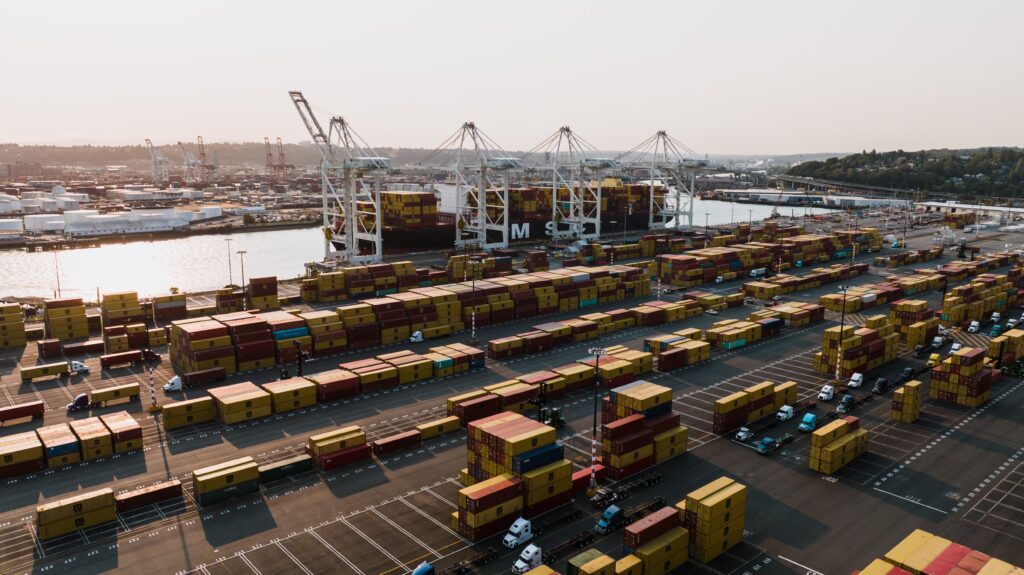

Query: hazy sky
2,0,1021,155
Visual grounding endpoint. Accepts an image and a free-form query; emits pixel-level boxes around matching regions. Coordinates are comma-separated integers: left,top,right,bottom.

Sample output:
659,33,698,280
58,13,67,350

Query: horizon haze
1,0,1021,155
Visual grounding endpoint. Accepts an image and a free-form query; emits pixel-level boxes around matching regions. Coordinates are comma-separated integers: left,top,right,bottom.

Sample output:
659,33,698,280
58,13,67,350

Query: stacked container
208,381,272,424
169,318,236,375
601,381,688,478
43,297,89,341
930,347,998,408
0,302,26,348
678,476,746,563
214,288,245,313
861,528,1022,575
813,318,900,377
307,425,370,470
36,423,81,468
192,457,260,506
35,488,116,540
989,327,1024,366
99,411,143,453
222,313,275,371
942,272,1017,329
101,291,144,327
307,369,361,402
888,299,938,347
162,397,216,430
152,293,187,322
298,309,347,357
891,381,922,423
808,416,868,474
247,276,279,310
261,377,318,413
566,550,614,575
315,271,346,303
453,472,524,540
712,380,797,434
69,417,114,461
0,431,45,479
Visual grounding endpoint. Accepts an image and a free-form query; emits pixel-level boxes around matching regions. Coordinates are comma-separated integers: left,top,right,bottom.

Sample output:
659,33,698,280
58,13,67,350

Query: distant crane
289,90,388,263
264,137,293,182
617,131,707,231
196,136,217,183
177,141,203,184
145,139,171,186
276,138,293,178
264,137,276,177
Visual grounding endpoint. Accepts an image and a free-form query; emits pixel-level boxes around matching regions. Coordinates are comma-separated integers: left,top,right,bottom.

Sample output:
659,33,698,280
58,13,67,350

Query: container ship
334,178,668,251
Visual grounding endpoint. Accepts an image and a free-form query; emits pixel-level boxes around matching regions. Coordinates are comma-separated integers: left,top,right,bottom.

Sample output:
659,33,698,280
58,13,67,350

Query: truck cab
503,518,534,548
991,312,1002,325
512,544,543,575
927,353,941,368
69,361,89,375
848,373,864,388
595,505,622,534
931,336,945,349
798,413,817,432
872,377,890,394
164,376,183,392
990,324,1002,337
967,321,980,333
837,394,856,413
776,405,795,421
818,385,835,401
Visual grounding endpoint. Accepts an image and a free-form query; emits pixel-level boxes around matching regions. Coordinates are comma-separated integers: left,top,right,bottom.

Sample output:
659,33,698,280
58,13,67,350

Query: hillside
787,148,1024,197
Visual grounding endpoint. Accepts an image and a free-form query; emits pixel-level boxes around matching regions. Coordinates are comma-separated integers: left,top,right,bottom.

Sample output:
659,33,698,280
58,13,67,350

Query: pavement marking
872,487,949,514
777,555,825,575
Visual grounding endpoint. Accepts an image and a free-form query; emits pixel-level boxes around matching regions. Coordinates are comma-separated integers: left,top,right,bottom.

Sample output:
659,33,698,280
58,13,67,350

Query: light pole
587,346,606,492
835,285,850,382
469,257,479,345
704,212,710,248
53,251,62,298
225,238,234,286
748,209,753,229
623,203,632,243
237,250,248,309
730,201,735,225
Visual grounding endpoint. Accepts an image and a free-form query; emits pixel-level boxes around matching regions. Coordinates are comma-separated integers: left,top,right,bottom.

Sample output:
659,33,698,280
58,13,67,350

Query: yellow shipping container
614,554,643,575
0,432,45,464
521,459,573,492
192,457,259,494
460,495,523,528
38,506,117,541
416,416,461,439
36,488,115,525
309,426,366,456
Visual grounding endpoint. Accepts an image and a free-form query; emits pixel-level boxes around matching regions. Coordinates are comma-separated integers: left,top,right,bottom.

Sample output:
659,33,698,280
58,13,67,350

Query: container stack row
941,271,1019,328
1,411,142,478
678,476,747,563
100,291,145,327
43,297,89,341
808,416,867,474
888,299,939,348
152,292,187,322
936,252,1016,283
855,528,1022,575
943,212,976,229
712,380,797,434
929,347,998,408
989,327,1024,366
891,381,922,423
0,302,26,348
192,457,260,506
207,381,272,425
380,190,438,228
888,271,947,296
743,261,868,299
813,317,900,377
246,276,279,310
457,412,571,541
752,302,826,328
819,282,904,313
36,488,116,541
307,425,371,470
601,381,688,479
161,397,217,430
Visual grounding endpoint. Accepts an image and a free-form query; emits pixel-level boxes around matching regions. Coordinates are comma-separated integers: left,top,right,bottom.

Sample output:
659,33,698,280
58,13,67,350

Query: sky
1,0,1021,155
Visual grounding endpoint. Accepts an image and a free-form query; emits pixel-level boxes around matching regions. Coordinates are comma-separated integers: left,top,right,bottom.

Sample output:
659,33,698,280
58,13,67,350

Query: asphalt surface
1,223,1022,575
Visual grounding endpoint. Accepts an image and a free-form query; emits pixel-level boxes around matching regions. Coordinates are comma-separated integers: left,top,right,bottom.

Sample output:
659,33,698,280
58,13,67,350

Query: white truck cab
69,361,90,375
967,321,980,333
776,405,795,421
512,544,543,575
848,373,864,388
503,518,534,549
818,385,835,401
991,312,1002,324
164,376,182,392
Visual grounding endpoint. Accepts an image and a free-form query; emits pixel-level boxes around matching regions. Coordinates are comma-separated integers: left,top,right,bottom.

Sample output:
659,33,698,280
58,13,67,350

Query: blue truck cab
595,505,622,534
798,413,817,432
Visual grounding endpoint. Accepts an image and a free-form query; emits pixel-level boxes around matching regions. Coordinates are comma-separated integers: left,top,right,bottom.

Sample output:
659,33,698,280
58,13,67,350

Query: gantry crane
196,136,217,183
176,141,203,184
617,131,707,231
419,123,521,250
145,139,171,186
276,138,293,177
289,90,388,264
264,137,276,177
523,127,615,242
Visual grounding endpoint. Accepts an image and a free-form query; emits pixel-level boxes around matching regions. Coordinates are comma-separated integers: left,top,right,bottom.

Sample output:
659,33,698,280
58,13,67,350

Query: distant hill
787,148,1024,197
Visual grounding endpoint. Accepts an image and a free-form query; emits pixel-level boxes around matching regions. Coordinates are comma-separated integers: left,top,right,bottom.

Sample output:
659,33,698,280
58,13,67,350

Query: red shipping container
624,506,678,549
602,414,645,441
0,458,45,479
611,429,654,455
234,330,273,345
315,444,372,470
115,480,183,512
192,346,235,362
236,340,276,361
571,465,606,493
643,413,681,435
463,476,523,512
842,415,860,431
523,489,572,518
371,430,422,456
0,400,46,423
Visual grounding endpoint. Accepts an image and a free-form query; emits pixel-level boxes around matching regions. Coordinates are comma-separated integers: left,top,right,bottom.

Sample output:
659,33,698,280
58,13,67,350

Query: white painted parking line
872,487,949,514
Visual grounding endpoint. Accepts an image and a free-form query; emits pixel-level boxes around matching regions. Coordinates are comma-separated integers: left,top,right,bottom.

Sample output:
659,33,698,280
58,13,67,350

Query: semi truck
512,531,598,575
501,506,583,548
588,472,663,508
164,367,227,392
67,383,141,412
19,360,89,384
594,496,666,534
99,350,154,370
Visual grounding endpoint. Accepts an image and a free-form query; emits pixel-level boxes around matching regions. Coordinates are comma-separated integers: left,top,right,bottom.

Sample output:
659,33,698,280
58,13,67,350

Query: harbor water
0,199,832,299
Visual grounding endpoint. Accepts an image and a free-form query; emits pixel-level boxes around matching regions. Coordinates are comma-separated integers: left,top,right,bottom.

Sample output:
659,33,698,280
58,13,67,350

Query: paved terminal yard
1,224,1023,574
